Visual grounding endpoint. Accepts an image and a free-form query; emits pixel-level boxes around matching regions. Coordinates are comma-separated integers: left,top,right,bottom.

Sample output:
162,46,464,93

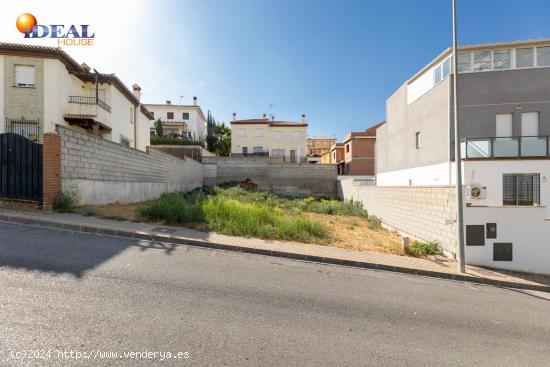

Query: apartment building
307,136,336,163
144,98,206,142
341,123,383,176
375,39,550,273
230,113,308,162
0,43,152,151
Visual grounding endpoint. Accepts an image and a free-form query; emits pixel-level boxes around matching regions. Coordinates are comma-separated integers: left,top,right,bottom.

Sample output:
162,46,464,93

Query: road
0,221,549,366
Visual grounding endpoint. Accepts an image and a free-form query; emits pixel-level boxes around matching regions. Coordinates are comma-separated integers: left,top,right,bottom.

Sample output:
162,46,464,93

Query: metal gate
0,133,43,202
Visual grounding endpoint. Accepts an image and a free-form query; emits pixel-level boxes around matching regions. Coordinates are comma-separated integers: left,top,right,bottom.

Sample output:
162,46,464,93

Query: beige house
307,136,336,163
0,43,153,151
230,113,308,162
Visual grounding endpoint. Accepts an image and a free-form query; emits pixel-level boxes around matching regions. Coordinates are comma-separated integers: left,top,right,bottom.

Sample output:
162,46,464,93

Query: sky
2,0,550,140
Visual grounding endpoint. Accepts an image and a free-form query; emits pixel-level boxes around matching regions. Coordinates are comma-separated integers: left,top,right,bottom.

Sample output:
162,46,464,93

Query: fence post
42,132,61,210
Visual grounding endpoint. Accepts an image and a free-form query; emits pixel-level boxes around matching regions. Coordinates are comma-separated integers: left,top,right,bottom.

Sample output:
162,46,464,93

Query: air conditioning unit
466,184,487,200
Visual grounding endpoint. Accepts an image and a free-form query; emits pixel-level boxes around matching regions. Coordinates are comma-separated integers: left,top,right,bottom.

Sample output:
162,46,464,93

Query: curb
1,213,549,293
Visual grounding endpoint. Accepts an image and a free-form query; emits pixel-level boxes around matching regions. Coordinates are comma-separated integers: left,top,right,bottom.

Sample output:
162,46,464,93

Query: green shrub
138,192,205,224
409,241,443,257
368,215,381,229
150,136,203,146
80,208,96,217
53,189,80,213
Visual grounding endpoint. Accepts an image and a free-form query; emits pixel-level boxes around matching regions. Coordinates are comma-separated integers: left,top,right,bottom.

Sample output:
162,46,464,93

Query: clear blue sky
5,0,550,140
162,0,550,140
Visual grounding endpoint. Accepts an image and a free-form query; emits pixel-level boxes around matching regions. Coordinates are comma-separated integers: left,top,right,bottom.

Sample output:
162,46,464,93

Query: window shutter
15,65,35,86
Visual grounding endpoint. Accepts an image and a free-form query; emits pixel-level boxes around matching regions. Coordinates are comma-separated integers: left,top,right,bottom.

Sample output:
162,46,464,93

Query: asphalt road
0,222,549,366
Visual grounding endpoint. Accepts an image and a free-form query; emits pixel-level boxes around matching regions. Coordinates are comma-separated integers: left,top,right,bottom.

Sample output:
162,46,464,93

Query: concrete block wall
339,180,457,254
57,125,203,205
203,157,337,198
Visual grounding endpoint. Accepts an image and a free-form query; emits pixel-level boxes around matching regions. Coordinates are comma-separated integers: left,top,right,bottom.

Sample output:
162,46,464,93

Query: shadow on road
0,222,179,278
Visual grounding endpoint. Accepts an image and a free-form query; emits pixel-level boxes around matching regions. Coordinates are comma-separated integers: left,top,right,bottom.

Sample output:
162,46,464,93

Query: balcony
64,96,112,132
461,136,550,159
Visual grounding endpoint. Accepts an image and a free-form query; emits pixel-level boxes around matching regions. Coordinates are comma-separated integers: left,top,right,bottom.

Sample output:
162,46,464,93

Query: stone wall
338,179,457,255
57,125,203,205
203,157,337,198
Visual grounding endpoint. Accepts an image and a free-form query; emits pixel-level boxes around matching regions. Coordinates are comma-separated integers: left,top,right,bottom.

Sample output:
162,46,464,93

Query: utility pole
452,0,466,273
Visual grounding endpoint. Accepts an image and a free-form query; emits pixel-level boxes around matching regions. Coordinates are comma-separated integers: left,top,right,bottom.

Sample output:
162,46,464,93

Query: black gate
0,133,43,202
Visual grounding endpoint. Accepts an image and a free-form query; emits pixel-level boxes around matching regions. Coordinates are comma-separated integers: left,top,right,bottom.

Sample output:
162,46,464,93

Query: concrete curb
1,212,549,293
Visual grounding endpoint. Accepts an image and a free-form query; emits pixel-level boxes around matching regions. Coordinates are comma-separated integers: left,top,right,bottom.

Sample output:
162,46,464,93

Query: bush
150,136,203,146
53,189,79,213
409,241,443,257
368,215,381,229
138,192,204,224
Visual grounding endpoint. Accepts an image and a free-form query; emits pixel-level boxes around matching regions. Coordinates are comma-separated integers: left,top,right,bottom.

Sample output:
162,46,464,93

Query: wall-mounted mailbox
486,223,497,239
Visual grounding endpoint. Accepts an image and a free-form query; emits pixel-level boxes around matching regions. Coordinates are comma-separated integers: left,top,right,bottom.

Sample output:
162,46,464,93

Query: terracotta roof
0,42,141,107
231,118,307,127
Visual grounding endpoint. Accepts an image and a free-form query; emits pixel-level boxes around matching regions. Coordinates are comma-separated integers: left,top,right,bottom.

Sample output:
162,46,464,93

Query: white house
375,39,550,274
0,42,153,151
144,98,207,142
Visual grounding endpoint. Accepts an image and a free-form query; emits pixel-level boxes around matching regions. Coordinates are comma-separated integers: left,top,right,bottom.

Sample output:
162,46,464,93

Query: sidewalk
1,206,549,292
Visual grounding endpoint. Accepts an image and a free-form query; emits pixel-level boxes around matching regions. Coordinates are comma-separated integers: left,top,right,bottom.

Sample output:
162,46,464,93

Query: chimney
166,100,171,105
262,113,267,119
80,63,91,72
193,96,197,106
301,113,306,123
132,83,141,102
232,112,236,121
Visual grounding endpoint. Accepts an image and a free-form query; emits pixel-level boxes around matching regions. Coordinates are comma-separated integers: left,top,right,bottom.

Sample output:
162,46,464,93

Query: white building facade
0,43,152,151
375,39,550,274
144,98,207,142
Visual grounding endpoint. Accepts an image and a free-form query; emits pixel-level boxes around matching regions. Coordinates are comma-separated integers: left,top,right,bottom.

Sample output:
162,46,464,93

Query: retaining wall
203,157,337,198
57,125,203,205
338,180,457,254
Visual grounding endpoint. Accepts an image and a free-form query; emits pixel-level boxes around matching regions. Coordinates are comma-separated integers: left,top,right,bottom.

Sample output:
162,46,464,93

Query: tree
154,118,163,137
206,110,218,152
213,122,231,156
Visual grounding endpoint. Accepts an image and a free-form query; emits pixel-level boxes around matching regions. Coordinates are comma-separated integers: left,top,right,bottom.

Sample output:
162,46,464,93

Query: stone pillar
42,132,61,210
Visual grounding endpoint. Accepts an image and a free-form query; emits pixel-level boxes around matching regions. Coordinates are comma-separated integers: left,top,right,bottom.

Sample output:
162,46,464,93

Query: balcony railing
68,96,111,113
461,136,550,159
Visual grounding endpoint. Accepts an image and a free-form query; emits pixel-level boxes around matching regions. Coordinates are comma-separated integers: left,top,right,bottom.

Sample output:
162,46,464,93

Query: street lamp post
452,0,466,273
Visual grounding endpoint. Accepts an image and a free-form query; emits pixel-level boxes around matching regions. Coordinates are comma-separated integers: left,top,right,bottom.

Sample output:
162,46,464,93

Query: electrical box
486,223,497,239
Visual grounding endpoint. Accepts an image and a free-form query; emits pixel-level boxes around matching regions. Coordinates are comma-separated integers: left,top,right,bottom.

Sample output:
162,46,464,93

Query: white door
496,113,513,137
521,112,539,137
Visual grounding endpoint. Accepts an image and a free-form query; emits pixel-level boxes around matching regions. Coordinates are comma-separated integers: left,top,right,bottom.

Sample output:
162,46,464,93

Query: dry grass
79,200,403,256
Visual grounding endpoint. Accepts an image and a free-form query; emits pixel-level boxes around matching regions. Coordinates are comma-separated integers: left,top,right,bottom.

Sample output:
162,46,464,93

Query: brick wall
338,179,457,255
203,156,337,198
57,125,203,205
42,132,61,209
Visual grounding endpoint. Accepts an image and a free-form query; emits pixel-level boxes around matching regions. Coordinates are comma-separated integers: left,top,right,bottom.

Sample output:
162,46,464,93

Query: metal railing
68,96,112,113
461,136,550,159
4,117,41,142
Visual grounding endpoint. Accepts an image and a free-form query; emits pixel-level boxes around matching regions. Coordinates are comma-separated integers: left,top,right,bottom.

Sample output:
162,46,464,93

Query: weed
409,240,443,257
53,189,80,213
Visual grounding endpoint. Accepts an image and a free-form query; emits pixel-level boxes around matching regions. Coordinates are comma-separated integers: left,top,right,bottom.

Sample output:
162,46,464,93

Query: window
254,128,263,137
536,46,550,67
434,64,442,84
333,152,336,159
415,131,421,149
273,131,283,140
442,58,451,78
516,48,534,68
292,131,301,139
167,112,174,119
493,49,511,70
253,146,264,154
242,147,248,156
345,144,350,153
237,128,245,137
182,112,190,120
15,65,35,87
496,113,513,137
272,149,285,157
503,173,540,206
458,52,471,72
521,112,539,137
473,51,491,71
